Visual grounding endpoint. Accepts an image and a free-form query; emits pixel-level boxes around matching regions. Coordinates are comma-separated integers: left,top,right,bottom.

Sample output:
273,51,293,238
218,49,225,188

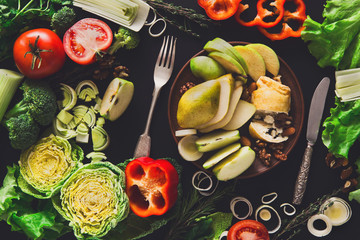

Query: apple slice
203,143,241,169
178,134,203,161
222,100,256,130
233,45,266,81
213,146,255,181
100,78,134,121
247,43,280,76
208,51,246,76
195,129,240,152
199,81,243,133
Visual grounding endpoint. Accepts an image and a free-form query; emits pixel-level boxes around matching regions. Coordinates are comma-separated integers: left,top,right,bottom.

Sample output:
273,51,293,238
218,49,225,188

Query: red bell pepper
257,0,307,40
198,0,242,20
235,0,286,28
125,157,179,217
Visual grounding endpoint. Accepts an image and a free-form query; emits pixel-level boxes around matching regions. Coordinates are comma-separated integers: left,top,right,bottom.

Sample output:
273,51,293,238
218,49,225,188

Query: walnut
257,148,271,166
179,82,195,94
268,143,284,151
113,66,130,78
274,113,293,128
273,149,287,161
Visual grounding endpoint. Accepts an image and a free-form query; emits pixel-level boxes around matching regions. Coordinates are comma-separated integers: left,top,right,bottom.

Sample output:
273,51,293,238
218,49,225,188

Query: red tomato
228,220,270,240
63,18,113,65
13,28,65,79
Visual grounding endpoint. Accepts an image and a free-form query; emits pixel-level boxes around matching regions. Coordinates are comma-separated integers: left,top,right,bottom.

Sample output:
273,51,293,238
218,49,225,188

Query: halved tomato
228,220,270,240
63,18,113,65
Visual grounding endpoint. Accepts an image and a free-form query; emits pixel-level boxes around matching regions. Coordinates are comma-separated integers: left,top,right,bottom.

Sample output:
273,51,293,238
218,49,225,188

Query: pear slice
100,78,134,121
208,51,246,76
247,43,280,76
175,129,197,137
196,74,234,129
177,79,221,128
203,143,241,169
199,81,243,133
190,56,226,81
178,135,203,161
233,45,266,81
213,146,255,181
222,100,256,130
195,129,240,152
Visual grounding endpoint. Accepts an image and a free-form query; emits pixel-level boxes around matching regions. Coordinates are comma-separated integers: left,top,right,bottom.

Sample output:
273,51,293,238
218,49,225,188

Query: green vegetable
108,26,140,55
54,161,129,239
322,97,360,158
18,134,83,199
301,0,360,70
50,6,76,36
0,69,24,122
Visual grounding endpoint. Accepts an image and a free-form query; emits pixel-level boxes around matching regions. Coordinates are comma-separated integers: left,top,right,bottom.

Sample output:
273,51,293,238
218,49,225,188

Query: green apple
208,51,246,76
247,43,280,76
204,38,249,73
213,146,255,181
190,56,226,81
223,100,256,130
100,78,134,121
177,79,221,128
178,134,203,161
233,45,266,81
195,129,240,152
203,143,241,169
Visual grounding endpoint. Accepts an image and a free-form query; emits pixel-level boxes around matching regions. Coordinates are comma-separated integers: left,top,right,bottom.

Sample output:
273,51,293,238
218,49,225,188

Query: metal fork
133,35,177,158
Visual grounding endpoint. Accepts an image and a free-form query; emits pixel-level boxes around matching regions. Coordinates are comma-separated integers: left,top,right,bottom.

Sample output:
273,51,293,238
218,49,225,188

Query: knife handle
292,142,314,205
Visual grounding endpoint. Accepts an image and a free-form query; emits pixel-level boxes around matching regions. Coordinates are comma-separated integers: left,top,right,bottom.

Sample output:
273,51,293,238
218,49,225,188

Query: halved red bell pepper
257,0,306,40
198,0,242,20
235,0,286,28
125,157,179,217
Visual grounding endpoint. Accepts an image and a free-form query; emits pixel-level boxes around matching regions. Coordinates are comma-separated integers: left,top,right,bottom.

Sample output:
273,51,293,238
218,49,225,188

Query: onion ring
230,196,253,220
280,203,296,216
307,214,332,237
255,205,281,234
191,171,219,196
261,192,278,204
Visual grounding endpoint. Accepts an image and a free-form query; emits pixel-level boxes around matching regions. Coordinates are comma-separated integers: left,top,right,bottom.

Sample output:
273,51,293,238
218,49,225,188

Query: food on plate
196,129,240,152
208,51,246,75
251,76,291,113
51,6,76,36
175,128,197,137
178,134,204,161
18,134,83,199
203,142,241,169
334,68,360,101
100,77,134,121
247,43,280,76
13,28,65,79
108,26,141,54
227,219,270,240
0,69,24,122
56,161,129,239
197,0,242,20
233,45,266,81
190,56,226,81
63,18,113,65
249,121,288,143
222,100,256,130
125,157,179,217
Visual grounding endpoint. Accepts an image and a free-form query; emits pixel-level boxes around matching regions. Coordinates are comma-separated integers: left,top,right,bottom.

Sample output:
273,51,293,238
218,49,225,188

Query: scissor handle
144,7,166,37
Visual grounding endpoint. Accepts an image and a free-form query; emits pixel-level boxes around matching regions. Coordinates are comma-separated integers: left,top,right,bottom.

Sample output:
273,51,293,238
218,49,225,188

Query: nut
340,166,354,180
240,136,252,147
273,149,287,161
257,148,271,166
268,143,284,150
179,82,195,94
255,140,267,148
342,178,358,193
325,153,348,169
282,127,296,137
247,82,257,94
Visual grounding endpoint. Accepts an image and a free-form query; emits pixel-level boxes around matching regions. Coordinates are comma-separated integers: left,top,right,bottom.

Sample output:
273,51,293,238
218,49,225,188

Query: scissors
144,7,167,37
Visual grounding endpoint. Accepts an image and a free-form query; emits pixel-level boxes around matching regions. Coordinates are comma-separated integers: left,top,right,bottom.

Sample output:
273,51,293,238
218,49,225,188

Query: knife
292,77,330,205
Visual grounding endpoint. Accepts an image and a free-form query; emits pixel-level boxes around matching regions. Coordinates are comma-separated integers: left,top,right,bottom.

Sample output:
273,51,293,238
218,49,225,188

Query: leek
335,67,360,101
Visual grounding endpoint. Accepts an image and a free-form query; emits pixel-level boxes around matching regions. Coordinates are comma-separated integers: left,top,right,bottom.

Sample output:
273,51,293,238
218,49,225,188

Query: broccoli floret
51,6,76,36
5,80,57,126
5,112,40,150
108,26,140,55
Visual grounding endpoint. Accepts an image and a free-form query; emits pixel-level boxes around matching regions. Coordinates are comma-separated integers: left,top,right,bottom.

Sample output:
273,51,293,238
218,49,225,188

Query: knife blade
293,77,330,205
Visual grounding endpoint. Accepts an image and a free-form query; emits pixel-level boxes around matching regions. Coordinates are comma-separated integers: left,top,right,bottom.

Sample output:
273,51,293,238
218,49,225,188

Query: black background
1,0,360,239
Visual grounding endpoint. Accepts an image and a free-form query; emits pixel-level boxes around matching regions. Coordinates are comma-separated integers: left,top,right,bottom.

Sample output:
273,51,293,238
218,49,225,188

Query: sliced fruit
203,143,241,169
177,79,221,128
233,45,266,81
100,78,134,121
195,129,240,152
175,129,197,137
247,43,280,76
190,56,226,81
249,121,288,143
213,146,255,181
223,100,256,130
208,51,246,76
178,135,203,161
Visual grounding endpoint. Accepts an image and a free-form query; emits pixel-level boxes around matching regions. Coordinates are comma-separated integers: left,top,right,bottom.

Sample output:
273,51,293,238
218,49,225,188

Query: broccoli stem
4,100,29,120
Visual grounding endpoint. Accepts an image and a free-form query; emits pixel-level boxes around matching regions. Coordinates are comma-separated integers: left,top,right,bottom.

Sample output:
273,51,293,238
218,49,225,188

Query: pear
213,146,255,181
247,43,280,76
177,79,221,128
222,100,256,130
100,78,134,121
233,45,266,81
190,56,225,81
203,143,241,169
195,129,240,152
208,52,246,76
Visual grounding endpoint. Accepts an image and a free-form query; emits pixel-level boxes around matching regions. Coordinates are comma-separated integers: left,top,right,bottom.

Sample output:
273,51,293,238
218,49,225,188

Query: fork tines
156,35,177,69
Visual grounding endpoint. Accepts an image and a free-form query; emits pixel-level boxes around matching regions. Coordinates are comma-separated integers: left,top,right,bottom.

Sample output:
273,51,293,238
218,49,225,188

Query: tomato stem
24,35,52,70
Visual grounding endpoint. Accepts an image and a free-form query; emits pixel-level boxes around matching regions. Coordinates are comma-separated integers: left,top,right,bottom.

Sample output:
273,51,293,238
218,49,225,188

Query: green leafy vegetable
301,0,360,70
322,97,360,158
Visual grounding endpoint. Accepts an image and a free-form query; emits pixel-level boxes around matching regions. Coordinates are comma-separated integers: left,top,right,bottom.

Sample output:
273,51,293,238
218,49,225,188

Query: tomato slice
63,18,113,65
228,220,270,240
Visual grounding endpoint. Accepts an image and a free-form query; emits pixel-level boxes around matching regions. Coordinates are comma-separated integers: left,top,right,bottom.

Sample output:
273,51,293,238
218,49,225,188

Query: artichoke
18,134,83,199
57,161,129,239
